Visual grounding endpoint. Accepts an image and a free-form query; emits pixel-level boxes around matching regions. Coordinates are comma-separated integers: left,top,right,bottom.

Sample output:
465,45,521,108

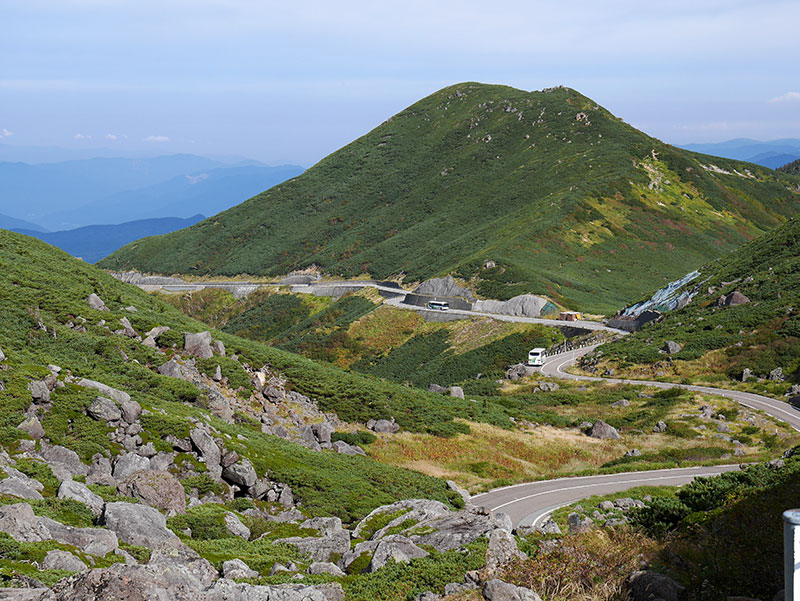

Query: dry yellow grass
368,420,626,491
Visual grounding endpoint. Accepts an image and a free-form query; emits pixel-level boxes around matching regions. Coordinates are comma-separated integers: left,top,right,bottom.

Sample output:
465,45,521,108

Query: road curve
540,346,800,432
473,348,800,527
472,465,741,528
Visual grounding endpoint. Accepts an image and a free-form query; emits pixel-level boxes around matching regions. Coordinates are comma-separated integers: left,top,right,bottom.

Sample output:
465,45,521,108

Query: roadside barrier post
784,509,800,600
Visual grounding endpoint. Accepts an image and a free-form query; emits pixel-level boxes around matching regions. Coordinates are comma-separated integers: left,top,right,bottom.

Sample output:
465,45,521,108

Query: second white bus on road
527,348,546,366
427,301,450,311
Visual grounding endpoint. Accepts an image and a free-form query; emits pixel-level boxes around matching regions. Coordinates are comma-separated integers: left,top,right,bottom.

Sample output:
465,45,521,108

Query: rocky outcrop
662,341,681,355
42,550,87,572
222,559,258,580
474,294,550,318
112,452,151,480
0,477,44,500
190,426,222,480
76,379,131,404
39,444,88,478
368,419,400,434
413,276,474,300
716,291,750,307
368,535,428,572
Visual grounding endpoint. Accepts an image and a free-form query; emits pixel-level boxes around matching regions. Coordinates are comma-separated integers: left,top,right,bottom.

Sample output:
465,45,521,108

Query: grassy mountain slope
102,83,800,313
585,217,800,391
778,157,800,175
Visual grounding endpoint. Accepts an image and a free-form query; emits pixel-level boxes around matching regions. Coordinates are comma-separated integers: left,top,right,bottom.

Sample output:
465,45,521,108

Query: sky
2,0,799,166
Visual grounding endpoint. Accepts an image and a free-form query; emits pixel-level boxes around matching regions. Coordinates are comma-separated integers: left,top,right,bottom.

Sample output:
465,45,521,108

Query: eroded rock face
101,502,178,547
118,470,187,514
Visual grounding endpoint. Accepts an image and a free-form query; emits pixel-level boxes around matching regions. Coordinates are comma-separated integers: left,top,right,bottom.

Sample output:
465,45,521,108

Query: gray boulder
113,452,151,480
42,549,86,572
589,420,620,440
567,513,594,533
118,470,186,514
77,379,131,404
0,477,44,500
485,528,526,574
428,384,446,394
718,291,750,307
308,561,346,577
224,513,251,540
87,454,115,487
371,419,400,434
39,516,119,556
274,530,350,563
184,331,214,359
101,502,178,547
222,459,258,488
190,427,222,480
662,341,681,355
627,570,685,601
449,386,465,399
0,503,51,542
40,444,88,477
537,382,559,392
222,558,258,579
28,380,50,404
86,293,109,311
145,326,171,340
368,535,428,572
653,421,668,433
58,480,105,516
158,358,185,379
119,398,142,424
211,340,226,357
624,449,642,457
118,317,139,338
770,367,785,382
536,517,561,535
17,416,45,440
332,440,366,456
88,396,122,423
611,399,630,408
482,579,542,601
312,422,333,445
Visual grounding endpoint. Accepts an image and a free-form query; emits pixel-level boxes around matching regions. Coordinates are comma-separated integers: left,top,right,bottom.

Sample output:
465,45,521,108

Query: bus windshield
427,301,449,311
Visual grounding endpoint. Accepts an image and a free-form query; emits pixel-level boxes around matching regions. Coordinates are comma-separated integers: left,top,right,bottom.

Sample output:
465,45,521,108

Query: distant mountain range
14,214,205,263
0,154,304,230
679,138,800,169
0,212,47,232
100,83,800,314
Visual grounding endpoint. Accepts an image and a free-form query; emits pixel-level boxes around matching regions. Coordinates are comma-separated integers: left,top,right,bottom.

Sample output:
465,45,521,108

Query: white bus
427,301,450,311
527,348,546,366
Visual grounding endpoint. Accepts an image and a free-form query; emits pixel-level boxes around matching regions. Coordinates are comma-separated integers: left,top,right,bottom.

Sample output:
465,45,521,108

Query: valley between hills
2,82,800,601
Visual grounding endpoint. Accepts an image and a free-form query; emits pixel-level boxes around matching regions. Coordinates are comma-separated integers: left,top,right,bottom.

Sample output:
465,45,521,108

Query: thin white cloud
0,128,12,137
74,133,92,139
144,135,169,142
770,91,800,103
105,133,117,140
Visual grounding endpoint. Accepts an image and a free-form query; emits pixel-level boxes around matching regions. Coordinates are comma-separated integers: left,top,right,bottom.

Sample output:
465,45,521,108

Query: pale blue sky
2,0,799,165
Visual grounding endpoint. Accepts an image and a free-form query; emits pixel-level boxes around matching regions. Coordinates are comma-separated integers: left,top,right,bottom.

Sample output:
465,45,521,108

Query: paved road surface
474,348,800,527
473,465,741,528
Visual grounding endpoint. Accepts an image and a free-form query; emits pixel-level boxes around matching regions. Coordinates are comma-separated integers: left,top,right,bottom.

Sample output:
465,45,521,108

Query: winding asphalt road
473,347,800,527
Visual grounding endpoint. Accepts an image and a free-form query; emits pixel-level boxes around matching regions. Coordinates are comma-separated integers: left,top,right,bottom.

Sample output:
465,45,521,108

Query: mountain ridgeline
101,83,800,313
